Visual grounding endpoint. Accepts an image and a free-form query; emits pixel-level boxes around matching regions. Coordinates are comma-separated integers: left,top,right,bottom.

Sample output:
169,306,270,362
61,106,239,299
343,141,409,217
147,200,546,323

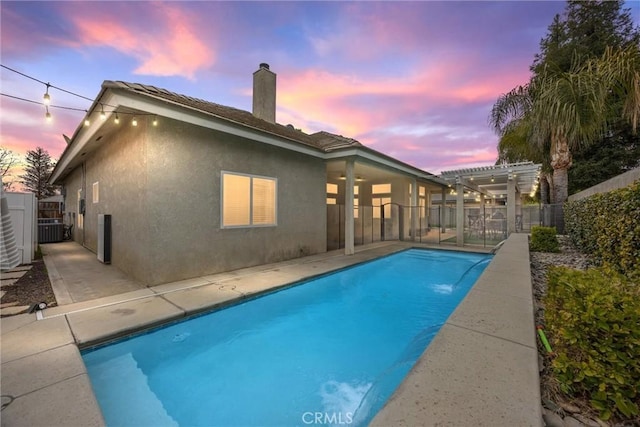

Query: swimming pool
83,249,492,426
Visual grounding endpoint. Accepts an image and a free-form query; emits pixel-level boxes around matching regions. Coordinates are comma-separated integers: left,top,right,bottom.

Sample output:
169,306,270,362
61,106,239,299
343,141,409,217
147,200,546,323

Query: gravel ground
0,260,57,316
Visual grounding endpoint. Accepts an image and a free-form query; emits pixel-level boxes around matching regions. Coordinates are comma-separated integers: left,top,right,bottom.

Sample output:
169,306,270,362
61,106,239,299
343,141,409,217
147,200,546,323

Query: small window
327,198,337,205
77,189,84,230
326,183,338,194
93,182,99,203
372,183,391,194
353,185,359,218
222,171,277,228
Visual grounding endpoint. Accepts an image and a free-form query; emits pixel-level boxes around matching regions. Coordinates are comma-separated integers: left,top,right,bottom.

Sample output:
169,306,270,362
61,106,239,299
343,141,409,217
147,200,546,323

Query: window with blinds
222,172,277,227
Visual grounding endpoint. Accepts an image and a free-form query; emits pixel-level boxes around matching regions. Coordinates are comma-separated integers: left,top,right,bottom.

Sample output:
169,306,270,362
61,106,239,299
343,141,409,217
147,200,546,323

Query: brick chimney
252,63,276,124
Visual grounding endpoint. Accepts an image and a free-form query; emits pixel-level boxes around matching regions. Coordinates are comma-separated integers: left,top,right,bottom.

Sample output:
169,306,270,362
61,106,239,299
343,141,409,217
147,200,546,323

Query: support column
456,182,464,246
507,177,516,235
344,159,355,255
410,179,417,241
441,187,447,232
426,187,431,231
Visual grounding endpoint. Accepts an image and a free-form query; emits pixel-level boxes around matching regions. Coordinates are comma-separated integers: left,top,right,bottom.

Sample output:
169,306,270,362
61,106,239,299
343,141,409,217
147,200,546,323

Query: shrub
544,266,640,421
564,180,640,274
530,226,560,252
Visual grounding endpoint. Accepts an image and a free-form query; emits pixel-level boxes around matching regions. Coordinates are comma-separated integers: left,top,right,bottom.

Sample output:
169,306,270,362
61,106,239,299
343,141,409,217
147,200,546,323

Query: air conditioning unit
97,214,111,264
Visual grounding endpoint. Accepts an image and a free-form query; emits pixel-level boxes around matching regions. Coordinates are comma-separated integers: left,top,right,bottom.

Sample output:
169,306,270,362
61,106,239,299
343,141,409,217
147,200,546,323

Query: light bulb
114,113,120,124
84,118,90,127
132,117,138,126
152,116,158,126
45,107,52,123
43,84,51,105
100,110,106,121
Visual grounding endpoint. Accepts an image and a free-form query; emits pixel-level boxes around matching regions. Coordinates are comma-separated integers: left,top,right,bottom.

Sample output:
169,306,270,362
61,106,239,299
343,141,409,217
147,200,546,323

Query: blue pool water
83,249,491,427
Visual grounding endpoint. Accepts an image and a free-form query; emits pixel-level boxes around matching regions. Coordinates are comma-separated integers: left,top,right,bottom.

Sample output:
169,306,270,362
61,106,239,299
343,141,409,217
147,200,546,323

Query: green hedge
545,266,640,420
530,226,560,252
564,181,640,274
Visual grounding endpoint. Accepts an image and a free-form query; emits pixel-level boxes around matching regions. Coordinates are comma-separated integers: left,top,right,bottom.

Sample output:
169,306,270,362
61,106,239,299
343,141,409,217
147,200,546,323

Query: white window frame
372,183,392,219
353,184,359,219
92,182,99,204
77,189,84,230
221,171,278,228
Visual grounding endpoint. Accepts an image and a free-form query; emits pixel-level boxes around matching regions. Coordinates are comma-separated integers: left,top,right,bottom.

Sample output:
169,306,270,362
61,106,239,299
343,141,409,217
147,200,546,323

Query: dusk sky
2,1,639,188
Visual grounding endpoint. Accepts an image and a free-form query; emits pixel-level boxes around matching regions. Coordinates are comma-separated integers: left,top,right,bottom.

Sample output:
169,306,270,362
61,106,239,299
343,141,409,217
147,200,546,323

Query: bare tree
1,147,19,191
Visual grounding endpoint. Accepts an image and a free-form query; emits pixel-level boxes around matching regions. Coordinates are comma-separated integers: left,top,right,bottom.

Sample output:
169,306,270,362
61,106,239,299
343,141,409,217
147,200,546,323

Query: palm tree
495,114,553,203
489,45,640,203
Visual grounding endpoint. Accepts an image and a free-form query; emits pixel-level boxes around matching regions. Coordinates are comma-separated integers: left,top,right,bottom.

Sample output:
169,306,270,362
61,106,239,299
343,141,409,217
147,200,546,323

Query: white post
507,177,516,235
456,182,464,246
344,159,355,255
441,187,447,232
410,179,417,241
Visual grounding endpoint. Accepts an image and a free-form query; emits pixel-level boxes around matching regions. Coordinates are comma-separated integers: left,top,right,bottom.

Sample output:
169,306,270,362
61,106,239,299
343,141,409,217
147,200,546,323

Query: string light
1,62,164,129
1,64,96,102
2,92,160,131
43,83,51,105
1,92,87,112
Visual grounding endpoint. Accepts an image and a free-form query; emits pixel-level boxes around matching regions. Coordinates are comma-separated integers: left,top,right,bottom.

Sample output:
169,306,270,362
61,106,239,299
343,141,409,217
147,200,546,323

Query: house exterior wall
121,117,326,285
391,177,410,239
61,116,326,285
62,167,82,243
62,122,152,282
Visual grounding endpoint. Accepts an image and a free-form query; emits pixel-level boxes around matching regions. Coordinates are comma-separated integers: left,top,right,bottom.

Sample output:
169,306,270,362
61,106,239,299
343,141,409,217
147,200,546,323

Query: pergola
439,162,542,245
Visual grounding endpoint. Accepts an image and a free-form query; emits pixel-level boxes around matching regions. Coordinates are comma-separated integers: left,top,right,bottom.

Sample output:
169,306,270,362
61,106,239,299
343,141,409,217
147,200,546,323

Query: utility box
38,219,63,243
97,214,111,264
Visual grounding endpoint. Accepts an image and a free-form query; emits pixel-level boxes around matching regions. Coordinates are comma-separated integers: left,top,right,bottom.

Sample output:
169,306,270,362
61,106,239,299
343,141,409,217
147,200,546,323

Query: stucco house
50,64,448,285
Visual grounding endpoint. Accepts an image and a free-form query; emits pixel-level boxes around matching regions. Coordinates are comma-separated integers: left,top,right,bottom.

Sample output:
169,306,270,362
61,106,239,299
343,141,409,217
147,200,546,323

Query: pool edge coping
371,233,543,426
1,239,543,427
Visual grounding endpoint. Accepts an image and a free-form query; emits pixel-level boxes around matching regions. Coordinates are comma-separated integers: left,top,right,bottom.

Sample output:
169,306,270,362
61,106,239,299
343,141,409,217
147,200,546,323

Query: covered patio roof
439,162,541,198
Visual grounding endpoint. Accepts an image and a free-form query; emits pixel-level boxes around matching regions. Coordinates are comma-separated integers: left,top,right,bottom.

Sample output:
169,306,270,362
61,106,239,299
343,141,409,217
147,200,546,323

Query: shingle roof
309,131,363,151
104,81,361,153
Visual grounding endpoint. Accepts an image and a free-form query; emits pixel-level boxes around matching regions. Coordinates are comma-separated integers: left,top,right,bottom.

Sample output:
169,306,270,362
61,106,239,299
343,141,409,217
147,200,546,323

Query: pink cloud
270,61,525,175
1,97,79,169
276,62,528,140
67,3,214,79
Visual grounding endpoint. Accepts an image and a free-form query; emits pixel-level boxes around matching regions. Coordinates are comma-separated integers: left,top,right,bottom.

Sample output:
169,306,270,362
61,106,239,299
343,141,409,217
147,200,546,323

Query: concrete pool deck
0,235,541,426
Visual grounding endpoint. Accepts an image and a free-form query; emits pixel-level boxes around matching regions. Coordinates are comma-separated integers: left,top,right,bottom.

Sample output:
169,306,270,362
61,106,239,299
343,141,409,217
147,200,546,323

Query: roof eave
49,83,111,184
325,146,447,187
